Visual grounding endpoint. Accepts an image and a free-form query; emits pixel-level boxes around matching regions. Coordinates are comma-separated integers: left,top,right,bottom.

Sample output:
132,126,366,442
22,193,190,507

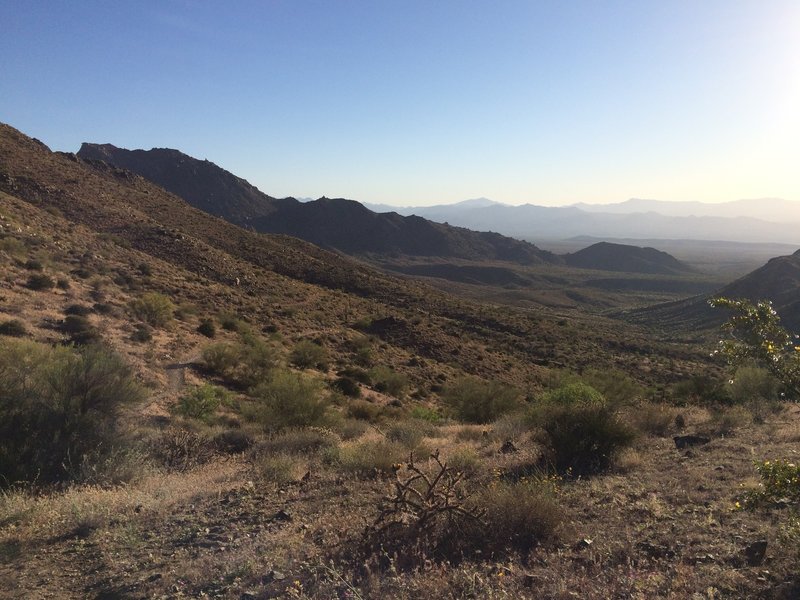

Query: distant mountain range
363,198,800,244
77,144,557,265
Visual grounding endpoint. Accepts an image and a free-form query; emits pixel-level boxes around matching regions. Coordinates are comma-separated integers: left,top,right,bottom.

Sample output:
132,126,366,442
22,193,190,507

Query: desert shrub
218,312,246,332
627,401,675,436
130,323,152,343
529,383,636,475
327,439,408,474
24,259,43,271
290,340,329,370
370,365,409,398
26,273,55,290
202,342,240,378
359,453,485,568
410,405,442,423
729,365,782,421
332,376,361,398
338,367,372,384
173,302,198,321
129,292,174,327
0,339,144,485
741,459,800,509
175,384,230,422
254,453,302,485
197,318,216,338
152,427,216,471
213,428,254,454
582,368,644,407
137,262,153,277
474,478,564,554
385,419,434,448
671,375,733,406
201,335,280,389
237,334,281,388
710,404,752,435
0,236,26,257
443,376,521,424
64,303,93,316
56,277,70,290
252,427,339,456
245,370,328,431
0,319,27,338
346,399,382,422
446,447,481,475
60,314,101,345
335,418,369,441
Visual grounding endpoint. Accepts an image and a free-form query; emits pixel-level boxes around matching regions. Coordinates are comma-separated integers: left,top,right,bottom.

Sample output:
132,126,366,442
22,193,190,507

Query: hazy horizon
2,1,798,207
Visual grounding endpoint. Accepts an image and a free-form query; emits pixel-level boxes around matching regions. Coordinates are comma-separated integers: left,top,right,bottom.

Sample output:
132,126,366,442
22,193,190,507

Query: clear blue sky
2,1,798,206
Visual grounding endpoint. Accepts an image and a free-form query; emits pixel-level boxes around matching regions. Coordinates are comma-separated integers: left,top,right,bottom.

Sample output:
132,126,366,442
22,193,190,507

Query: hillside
77,143,557,265
3,122,799,599
564,241,696,275
624,249,800,332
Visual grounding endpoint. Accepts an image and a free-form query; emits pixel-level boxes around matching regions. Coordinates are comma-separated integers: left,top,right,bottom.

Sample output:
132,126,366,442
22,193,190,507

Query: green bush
26,273,55,291
0,339,144,485
0,319,27,338
529,383,636,475
332,376,361,398
290,340,329,370
201,335,280,389
443,376,520,424
175,384,229,422
582,368,644,407
252,427,339,456
197,318,216,338
129,292,174,328
60,314,101,345
245,370,328,431
370,365,409,398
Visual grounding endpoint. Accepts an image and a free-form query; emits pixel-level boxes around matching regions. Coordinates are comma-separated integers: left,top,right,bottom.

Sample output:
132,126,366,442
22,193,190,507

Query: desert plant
245,370,328,430
197,318,216,338
201,335,280,388
175,384,229,422
474,478,564,554
443,376,521,424
325,440,408,474
529,383,636,475
370,365,409,398
60,314,101,345
152,427,216,471
0,319,27,338
252,427,339,456
0,339,144,485
332,376,361,398
359,451,485,569
129,292,174,328
627,401,675,436
25,273,55,290
290,340,329,370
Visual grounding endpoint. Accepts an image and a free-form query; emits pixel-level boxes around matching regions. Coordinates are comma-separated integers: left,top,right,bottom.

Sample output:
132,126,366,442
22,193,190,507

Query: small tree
130,292,175,328
710,297,800,399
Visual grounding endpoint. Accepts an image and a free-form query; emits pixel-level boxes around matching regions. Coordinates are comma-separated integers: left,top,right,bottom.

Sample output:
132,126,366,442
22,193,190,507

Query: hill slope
626,249,800,332
77,143,557,264
564,242,696,275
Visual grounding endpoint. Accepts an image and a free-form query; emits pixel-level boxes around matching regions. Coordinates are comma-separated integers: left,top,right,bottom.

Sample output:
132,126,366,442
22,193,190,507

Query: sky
1,1,799,207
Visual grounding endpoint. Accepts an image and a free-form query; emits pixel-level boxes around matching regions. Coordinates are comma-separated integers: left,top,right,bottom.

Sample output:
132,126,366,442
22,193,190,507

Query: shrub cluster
529,383,636,475
244,370,329,431
443,376,520,424
0,339,144,485
129,292,174,328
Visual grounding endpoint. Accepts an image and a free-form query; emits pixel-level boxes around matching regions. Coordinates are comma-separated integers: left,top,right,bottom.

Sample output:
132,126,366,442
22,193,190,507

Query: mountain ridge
77,143,558,265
